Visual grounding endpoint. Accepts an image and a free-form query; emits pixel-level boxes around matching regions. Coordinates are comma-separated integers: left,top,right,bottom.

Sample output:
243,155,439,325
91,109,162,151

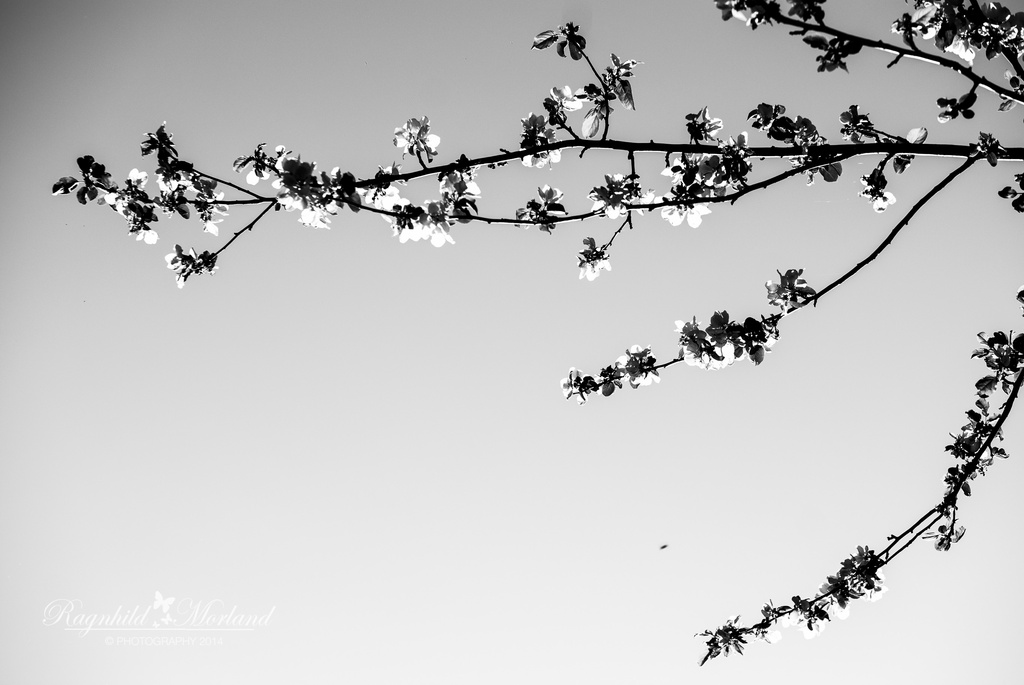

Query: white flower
550,85,582,111
246,168,271,185
299,205,333,229
866,575,888,603
136,228,158,245
393,117,441,161
801,620,827,640
128,168,148,188
945,37,975,65
371,186,404,213
661,202,711,228
428,223,454,247
579,257,611,281
871,191,896,212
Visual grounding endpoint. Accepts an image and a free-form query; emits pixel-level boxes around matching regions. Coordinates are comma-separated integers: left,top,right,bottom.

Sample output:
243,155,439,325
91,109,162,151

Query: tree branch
810,155,981,305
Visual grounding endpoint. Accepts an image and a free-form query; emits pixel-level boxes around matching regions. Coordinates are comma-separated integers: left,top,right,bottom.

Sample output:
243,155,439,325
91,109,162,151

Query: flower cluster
189,177,228,235
676,312,780,370
658,155,718,227
164,244,218,288
103,169,160,243
273,157,333,228
696,616,749,666
787,0,825,23
660,196,710,228
714,0,779,28
765,268,816,312
748,103,839,183
560,345,659,404
233,143,285,185
700,546,886,664
972,132,1007,167
520,113,560,167
140,123,178,169
365,165,479,247
892,2,1024,67
838,105,880,144
933,327,1023,545
516,185,567,232
393,117,441,163
382,167,480,246
439,165,481,223
542,86,583,127
55,127,242,245
657,129,753,227
685,106,724,143
713,132,754,190
588,173,649,219
858,167,896,212
577,237,610,281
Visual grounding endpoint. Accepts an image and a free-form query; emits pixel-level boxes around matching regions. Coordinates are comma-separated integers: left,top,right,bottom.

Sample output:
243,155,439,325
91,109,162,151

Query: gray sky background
2,1,1023,683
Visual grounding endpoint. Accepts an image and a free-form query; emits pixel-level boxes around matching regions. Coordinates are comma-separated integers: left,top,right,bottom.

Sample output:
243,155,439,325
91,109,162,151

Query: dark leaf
52,176,79,195
532,30,557,50
803,35,829,50
819,162,842,182
975,375,998,397
750,346,765,365
616,80,635,110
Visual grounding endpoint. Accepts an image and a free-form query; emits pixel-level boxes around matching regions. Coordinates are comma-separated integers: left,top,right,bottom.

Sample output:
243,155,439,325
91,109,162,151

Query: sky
2,0,1023,683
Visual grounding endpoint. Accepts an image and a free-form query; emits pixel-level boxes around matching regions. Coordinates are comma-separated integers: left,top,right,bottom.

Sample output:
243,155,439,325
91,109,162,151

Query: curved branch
810,155,980,305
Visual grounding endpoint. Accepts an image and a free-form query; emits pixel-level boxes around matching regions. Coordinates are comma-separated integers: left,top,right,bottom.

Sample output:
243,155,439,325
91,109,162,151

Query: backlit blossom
164,244,217,289
614,345,660,388
661,202,710,227
685,106,724,142
589,173,643,219
549,85,582,112
577,237,611,281
801,620,827,640
520,113,560,168
394,117,441,162
944,37,975,65
866,574,888,603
